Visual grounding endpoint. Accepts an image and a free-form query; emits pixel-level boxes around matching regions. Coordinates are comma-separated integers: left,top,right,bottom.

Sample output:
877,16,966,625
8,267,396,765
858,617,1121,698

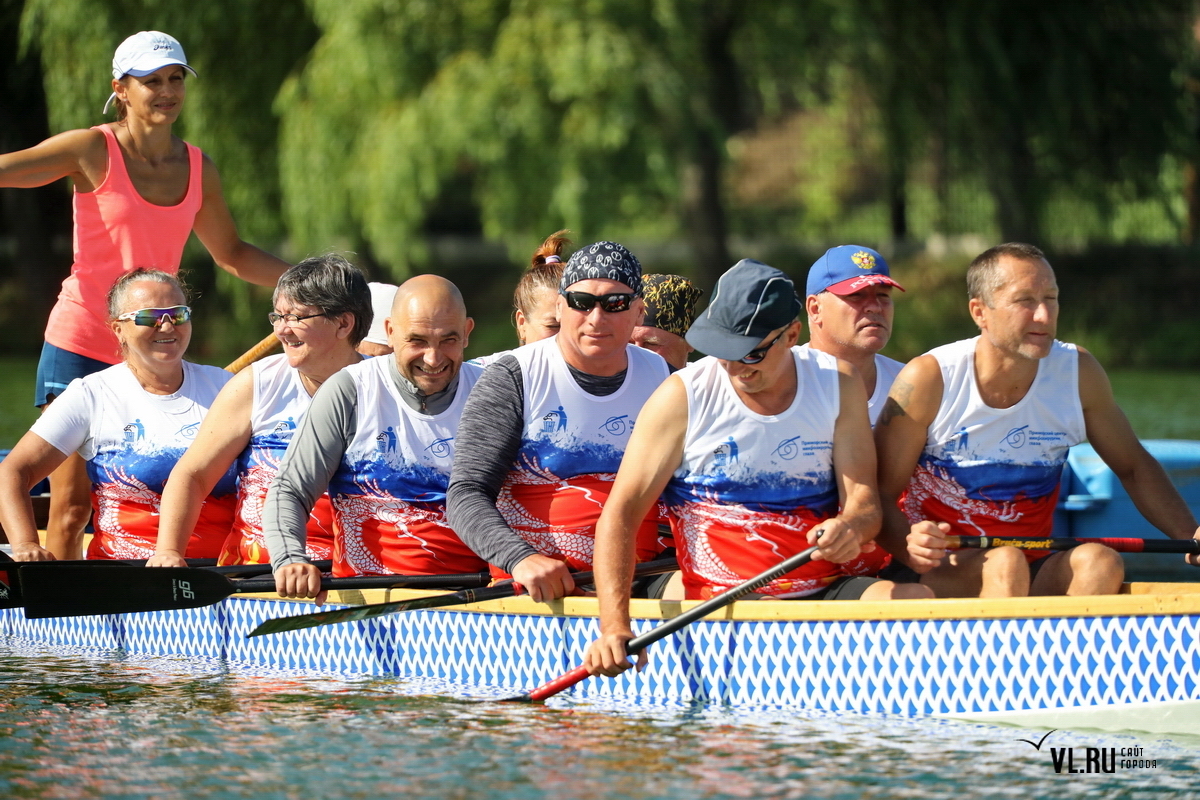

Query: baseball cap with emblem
686,259,801,361
805,245,905,297
103,31,197,114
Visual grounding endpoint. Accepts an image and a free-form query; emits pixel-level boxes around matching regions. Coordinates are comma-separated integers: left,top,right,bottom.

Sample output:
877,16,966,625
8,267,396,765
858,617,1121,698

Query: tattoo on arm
877,377,915,428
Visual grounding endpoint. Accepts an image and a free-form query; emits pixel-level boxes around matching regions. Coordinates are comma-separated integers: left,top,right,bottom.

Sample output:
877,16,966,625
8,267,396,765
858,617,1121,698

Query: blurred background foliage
2,0,1199,367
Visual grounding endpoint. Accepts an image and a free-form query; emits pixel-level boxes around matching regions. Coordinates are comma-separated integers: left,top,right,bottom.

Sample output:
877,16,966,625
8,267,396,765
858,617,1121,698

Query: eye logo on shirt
425,437,454,458
773,436,803,461
123,419,145,442
599,415,630,436
177,422,201,440
541,406,568,433
376,426,398,453
712,437,739,468
1004,425,1029,448
273,417,296,434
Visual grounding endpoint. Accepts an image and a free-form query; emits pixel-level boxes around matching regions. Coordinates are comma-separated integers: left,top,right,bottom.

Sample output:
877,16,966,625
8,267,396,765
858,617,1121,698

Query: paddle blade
19,565,234,618
0,562,23,609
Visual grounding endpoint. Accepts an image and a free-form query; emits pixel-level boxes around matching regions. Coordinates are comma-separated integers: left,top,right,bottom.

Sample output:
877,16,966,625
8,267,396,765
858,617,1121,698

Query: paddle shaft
248,557,680,638
224,332,281,373
232,571,490,594
950,536,1200,554
518,546,818,703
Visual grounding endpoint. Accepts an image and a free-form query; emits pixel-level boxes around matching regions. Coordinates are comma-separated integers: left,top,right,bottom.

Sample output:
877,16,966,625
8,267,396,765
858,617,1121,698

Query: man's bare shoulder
877,355,942,429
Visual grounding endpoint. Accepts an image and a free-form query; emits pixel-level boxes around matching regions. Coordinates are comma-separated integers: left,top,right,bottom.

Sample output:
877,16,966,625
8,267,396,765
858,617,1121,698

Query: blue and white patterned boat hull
3,594,1198,734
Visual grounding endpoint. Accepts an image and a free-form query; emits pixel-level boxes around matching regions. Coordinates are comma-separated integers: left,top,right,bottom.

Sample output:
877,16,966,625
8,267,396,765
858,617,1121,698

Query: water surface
0,640,1195,799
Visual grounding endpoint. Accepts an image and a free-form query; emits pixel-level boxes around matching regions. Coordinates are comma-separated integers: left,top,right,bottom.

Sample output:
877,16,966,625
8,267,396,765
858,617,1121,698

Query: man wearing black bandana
447,242,671,601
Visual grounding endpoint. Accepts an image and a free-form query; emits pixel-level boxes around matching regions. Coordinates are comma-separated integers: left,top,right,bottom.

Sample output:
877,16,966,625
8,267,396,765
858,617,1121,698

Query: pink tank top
44,125,203,364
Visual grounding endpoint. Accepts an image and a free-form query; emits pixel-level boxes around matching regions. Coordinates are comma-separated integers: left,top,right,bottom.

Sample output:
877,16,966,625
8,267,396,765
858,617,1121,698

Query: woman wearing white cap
0,31,289,558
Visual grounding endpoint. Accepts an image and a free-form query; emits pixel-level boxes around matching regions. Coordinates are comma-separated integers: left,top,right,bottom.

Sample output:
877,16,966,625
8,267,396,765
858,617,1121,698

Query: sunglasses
116,305,192,327
739,330,787,364
561,291,636,314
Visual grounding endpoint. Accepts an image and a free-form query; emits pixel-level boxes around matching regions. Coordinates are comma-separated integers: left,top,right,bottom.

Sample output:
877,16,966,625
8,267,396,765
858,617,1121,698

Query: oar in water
248,557,680,638
498,546,819,703
15,565,491,619
949,536,1200,554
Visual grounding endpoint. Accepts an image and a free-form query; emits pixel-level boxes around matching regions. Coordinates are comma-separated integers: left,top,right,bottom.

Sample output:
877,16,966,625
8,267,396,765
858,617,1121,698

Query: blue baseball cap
686,259,801,360
806,245,904,296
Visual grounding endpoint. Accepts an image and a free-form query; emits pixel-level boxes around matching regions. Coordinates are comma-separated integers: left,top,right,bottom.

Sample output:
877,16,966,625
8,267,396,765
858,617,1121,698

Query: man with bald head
267,275,487,599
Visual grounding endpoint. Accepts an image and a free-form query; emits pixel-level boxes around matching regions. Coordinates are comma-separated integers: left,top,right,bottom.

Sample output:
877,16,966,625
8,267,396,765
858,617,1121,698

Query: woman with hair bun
0,270,237,561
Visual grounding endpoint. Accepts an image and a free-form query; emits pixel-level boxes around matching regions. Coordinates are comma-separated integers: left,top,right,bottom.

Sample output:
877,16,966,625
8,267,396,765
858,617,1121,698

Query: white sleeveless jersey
667,348,841,515
225,353,337,561
330,357,485,576
903,336,1085,537
31,361,236,558
798,344,903,427
510,337,670,482
666,348,875,598
869,354,905,426
497,337,670,569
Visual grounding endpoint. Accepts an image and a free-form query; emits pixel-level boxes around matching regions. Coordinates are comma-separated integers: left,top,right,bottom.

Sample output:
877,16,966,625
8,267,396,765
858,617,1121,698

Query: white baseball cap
363,282,399,345
103,31,197,114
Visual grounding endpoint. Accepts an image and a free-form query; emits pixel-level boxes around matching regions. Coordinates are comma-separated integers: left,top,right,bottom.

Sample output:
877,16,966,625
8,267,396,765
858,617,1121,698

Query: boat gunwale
241,581,1200,623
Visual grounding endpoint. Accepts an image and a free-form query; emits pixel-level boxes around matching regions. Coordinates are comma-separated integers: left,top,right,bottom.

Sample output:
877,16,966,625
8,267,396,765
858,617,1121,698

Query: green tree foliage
849,0,1194,243
277,0,840,285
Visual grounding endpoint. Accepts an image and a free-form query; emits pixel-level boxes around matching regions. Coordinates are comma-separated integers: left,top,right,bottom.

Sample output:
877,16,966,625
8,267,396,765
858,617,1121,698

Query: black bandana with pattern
560,241,643,295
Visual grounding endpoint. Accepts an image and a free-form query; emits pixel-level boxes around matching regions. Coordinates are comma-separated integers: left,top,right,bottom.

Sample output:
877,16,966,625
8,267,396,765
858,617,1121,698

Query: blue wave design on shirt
515,439,627,479
665,469,838,516
239,432,292,472
917,454,1064,501
331,457,449,505
90,444,237,497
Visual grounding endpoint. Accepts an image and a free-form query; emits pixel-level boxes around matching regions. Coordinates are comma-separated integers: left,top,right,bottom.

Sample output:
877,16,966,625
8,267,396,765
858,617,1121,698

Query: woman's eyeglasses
268,311,326,326
561,291,636,314
739,330,786,364
116,306,191,327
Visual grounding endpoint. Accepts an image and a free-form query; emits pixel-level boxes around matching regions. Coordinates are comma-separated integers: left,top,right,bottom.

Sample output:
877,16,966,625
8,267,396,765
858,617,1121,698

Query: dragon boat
2,581,1198,737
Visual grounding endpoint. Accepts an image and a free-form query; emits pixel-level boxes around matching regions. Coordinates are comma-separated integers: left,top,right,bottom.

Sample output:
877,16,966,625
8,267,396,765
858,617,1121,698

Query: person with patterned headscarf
447,242,671,602
631,274,703,370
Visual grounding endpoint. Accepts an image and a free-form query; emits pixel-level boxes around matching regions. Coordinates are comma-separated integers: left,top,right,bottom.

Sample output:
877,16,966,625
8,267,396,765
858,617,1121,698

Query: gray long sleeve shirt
262,357,461,572
445,354,627,573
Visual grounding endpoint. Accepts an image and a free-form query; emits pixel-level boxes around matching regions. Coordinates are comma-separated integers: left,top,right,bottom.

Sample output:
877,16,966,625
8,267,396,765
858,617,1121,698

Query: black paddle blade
19,565,234,618
247,585,510,638
0,560,23,609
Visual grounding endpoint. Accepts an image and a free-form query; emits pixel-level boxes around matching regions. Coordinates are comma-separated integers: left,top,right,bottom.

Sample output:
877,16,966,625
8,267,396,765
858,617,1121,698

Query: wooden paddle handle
224,332,281,373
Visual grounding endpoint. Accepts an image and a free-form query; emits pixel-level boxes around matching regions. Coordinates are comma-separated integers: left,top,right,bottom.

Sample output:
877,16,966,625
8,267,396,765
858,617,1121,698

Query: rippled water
0,639,1196,800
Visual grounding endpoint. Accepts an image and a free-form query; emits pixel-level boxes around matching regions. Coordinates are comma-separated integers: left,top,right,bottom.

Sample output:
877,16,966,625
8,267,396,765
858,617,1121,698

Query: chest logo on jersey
772,436,833,460
541,406,568,433
598,415,632,436
376,426,398,453
1000,426,1067,449
123,419,145,442
425,437,454,458
273,417,297,434
712,437,739,468
177,422,201,440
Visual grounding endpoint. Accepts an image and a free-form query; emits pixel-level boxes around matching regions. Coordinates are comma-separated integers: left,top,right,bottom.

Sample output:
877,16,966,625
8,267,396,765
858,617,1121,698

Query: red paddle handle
525,665,592,702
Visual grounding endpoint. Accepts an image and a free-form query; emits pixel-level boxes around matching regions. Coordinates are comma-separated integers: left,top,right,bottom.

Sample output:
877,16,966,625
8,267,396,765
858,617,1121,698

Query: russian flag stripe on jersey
900,336,1086,559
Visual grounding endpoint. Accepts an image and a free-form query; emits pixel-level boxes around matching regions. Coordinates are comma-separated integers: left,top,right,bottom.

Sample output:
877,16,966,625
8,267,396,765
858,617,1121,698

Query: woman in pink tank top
0,31,289,560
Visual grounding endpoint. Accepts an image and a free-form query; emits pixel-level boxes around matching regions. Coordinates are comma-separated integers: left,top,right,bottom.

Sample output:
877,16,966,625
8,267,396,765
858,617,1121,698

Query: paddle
0,557,330,610
248,557,680,638
499,546,818,703
949,536,1200,554
16,566,491,619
